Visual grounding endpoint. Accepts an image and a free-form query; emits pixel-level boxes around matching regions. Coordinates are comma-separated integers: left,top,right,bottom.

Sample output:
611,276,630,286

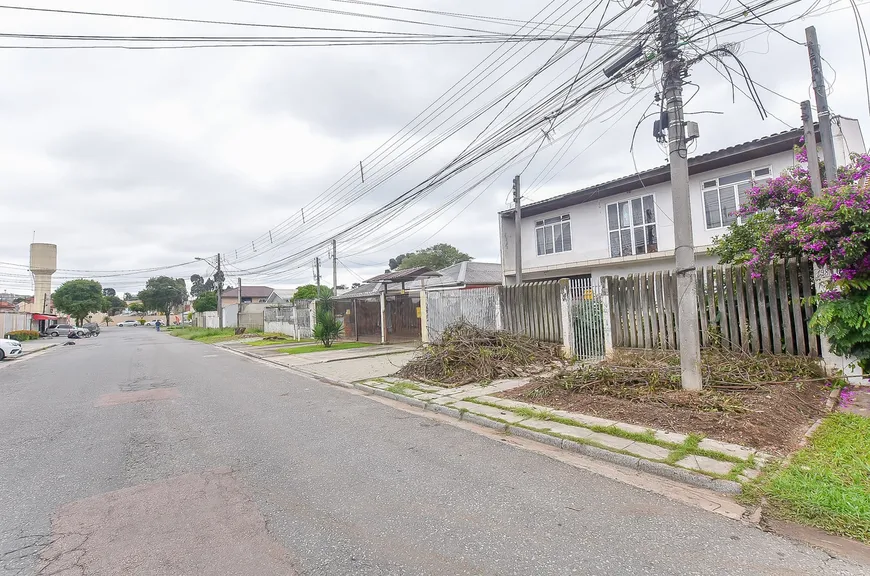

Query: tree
129,302,147,318
123,292,134,302
102,288,116,297
104,316,113,326
313,294,342,347
138,276,188,326
390,243,472,271
292,284,332,301
712,145,870,373
101,295,126,316
53,279,104,326
193,291,218,312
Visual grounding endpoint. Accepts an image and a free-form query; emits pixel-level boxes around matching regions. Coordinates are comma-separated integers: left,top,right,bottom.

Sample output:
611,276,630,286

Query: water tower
30,243,57,314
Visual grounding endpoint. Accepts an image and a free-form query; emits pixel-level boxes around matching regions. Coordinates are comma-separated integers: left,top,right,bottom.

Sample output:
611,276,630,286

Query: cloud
0,0,868,295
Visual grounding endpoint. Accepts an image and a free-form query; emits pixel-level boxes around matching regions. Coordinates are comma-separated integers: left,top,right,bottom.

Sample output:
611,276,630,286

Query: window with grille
535,214,572,256
702,167,771,229
606,194,657,258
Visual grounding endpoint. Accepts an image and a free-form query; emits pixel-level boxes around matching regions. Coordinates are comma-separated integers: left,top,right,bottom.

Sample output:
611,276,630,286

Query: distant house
341,261,503,299
220,285,274,309
265,289,297,305
498,118,865,285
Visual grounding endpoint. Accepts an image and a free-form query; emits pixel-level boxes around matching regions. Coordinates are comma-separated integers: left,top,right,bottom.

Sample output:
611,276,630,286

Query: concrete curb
218,343,743,495
1,342,60,367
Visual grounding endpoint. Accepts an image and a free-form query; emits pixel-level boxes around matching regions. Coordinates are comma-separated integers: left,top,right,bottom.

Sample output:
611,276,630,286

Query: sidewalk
19,340,60,355
354,376,770,494
221,341,418,381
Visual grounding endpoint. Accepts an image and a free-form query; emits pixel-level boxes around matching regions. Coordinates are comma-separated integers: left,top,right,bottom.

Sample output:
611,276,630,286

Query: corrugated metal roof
365,267,441,283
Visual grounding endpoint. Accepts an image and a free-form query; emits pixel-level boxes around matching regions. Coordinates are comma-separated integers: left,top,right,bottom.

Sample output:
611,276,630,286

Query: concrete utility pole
801,101,823,197
806,26,838,184
216,253,223,329
659,0,701,391
315,257,321,296
332,239,338,295
237,277,242,329
513,175,523,285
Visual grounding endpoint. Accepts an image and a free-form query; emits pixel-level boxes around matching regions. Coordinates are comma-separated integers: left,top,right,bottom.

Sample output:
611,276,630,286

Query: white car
0,338,23,361
117,320,139,327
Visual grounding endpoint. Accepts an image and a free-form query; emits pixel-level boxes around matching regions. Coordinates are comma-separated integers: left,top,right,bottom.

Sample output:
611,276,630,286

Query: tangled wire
397,322,566,387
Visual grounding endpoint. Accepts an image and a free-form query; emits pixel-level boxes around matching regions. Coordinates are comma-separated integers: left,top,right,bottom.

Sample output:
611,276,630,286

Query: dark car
83,323,101,336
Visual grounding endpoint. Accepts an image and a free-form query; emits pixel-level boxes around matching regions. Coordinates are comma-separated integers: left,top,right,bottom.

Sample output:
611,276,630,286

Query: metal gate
568,279,605,361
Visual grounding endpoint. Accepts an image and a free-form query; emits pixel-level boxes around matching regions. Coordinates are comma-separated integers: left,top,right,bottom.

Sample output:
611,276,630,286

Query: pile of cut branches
527,348,834,413
397,322,566,387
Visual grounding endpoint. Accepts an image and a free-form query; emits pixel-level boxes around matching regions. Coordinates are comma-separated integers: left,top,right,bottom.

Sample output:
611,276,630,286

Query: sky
0,0,868,296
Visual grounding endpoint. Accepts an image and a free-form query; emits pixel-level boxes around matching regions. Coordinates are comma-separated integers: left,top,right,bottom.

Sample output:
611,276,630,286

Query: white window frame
534,214,572,256
606,194,658,258
702,166,772,230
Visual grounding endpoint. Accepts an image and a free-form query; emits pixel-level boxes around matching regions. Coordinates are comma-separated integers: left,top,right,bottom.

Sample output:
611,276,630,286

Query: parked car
0,338,22,360
117,320,139,327
83,323,101,336
144,320,157,326
46,324,88,337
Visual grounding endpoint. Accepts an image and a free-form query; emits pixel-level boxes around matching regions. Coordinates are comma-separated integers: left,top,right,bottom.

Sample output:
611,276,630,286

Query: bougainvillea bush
711,144,870,372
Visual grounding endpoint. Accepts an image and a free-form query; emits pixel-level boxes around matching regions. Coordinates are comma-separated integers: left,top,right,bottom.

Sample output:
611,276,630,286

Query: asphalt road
0,329,866,575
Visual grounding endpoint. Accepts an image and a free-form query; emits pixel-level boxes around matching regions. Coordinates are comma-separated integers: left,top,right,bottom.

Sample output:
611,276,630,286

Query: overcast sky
0,0,868,295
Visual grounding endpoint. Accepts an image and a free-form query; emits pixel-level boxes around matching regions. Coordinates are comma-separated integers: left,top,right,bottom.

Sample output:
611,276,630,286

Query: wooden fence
499,281,563,343
606,259,820,356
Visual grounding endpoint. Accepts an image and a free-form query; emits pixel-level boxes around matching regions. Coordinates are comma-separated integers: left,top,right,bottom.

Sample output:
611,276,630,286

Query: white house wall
502,148,800,282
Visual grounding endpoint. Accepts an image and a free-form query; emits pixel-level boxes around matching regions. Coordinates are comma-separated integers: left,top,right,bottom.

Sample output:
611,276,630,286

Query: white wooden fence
264,301,314,339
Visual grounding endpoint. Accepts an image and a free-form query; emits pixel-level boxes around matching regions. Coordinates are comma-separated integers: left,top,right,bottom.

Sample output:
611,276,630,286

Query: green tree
102,287,116,297
292,284,332,301
391,243,472,271
104,316,113,326
193,291,217,312
53,279,104,326
313,294,342,347
129,302,147,318
138,277,188,326
123,292,134,302
101,295,126,316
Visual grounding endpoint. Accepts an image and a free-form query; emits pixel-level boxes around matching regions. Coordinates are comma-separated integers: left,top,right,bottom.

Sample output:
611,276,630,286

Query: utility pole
237,277,242,329
513,175,523,285
801,100,823,197
806,26,838,184
659,0,701,391
332,239,338,295
216,253,223,329
315,257,321,296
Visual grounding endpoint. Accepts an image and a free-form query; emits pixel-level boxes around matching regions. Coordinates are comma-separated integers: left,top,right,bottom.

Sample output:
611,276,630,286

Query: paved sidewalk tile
622,441,671,460
697,439,756,462
676,455,734,476
585,432,636,451
519,419,595,440
450,401,528,423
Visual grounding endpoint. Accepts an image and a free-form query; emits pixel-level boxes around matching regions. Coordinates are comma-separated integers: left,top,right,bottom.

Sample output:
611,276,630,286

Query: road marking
95,388,181,407
202,354,218,358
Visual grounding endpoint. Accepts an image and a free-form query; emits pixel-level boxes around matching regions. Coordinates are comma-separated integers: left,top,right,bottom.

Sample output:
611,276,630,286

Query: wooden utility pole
332,239,338,294
216,253,223,329
659,0,701,391
513,175,523,285
801,101,823,197
806,26,838,184
315,257,321,295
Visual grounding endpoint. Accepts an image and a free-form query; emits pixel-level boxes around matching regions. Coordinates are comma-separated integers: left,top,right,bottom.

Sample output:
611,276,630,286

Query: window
607,194,657,258
702,167,771,229
535,214,572,256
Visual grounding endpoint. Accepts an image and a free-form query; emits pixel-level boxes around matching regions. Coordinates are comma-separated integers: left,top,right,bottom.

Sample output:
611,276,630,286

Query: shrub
313,294,342,347
5,330,40,341
137,318,146,325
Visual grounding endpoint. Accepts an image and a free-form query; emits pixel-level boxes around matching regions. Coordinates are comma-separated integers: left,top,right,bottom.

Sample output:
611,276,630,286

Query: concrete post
559,279,574,359
420,288,429,344
308,300,316,337
601,277,614,357
380,291,388,344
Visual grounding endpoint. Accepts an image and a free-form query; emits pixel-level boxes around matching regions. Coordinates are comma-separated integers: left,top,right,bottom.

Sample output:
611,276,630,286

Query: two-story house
499,117,865,285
